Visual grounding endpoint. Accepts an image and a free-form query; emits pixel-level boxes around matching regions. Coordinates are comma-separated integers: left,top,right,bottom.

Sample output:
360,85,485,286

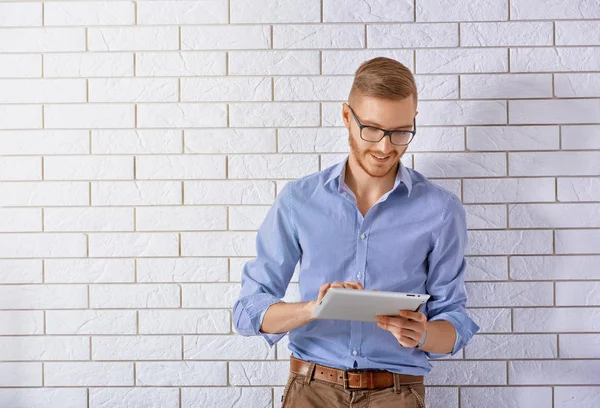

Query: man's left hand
376,311,427,348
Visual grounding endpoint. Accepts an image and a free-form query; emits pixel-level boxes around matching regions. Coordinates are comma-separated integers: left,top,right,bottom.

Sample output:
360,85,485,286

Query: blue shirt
233,156,480,375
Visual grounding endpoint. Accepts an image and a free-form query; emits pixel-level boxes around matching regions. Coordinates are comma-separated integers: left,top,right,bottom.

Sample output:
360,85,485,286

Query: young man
233,57,479,408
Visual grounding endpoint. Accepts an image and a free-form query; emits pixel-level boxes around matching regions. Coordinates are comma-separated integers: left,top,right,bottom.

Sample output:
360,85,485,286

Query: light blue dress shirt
233,156,480,375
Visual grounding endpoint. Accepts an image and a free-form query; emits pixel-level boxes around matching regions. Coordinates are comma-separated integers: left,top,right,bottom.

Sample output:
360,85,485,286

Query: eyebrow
363,119,413,130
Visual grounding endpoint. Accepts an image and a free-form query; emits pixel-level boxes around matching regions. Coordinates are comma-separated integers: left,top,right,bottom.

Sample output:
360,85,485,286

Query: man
233,57,479,408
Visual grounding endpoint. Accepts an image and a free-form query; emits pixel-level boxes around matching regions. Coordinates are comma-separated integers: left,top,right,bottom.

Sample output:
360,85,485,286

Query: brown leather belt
290,356,424,390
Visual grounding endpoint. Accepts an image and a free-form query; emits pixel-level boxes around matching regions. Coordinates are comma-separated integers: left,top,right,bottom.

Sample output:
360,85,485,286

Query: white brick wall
0,0,599,407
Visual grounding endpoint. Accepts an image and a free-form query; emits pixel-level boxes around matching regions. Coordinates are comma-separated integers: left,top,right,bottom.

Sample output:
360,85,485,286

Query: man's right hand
306,281,365,317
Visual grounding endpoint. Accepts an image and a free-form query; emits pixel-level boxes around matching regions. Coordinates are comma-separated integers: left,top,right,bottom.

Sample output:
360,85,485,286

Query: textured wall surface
0,0,599,407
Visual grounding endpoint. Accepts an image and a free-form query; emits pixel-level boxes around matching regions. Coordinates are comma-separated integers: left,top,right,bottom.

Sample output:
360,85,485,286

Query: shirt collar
324,155,413,197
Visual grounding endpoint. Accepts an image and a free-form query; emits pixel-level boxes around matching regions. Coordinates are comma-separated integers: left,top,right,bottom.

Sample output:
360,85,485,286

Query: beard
348,134,402,179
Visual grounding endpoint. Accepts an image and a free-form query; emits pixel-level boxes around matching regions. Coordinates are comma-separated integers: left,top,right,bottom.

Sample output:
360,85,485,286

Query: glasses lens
390,131,413,145
361,127,384,142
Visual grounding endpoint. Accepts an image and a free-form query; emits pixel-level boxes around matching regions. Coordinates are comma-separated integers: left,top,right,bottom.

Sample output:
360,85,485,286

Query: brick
465,334,557,359
0,208,41,232
44,53,133,77
274,76,353,101
465,204,507,229
92,336,181,360
461,387,552,408
92,130,182,154
229,206,270,230
414,153,506,177
425,361,506,385
45,362,133,386
185,129,276,154
136,52,226,76
278,128,350,153
461,22,552,46
461,74,552,99
0,54,41,77
90,388,179,408
514,308,600,332
182,26,270,50
89,78,178,102
557,21,600,46
231,0,320,23
463,178,555,203
90,284,180,308
137,103,227,128
430,179,462,198
325,0,412,22
560,334,600,358
555,73,600,97
182,283,239,308
509,361,600,385
562,125,600,150
182,388,271,408
45,104,134,129
0,311,44,335
417,49,507,73
466,282,553,307
417,0,507,21
45,259,135,283
136,155,226,180
467,308,511,333
555,387,600,408
0,336,89,361
0,389,86,408
0,79,85,103
0,182,88,206
184,181,274,205
136,362,227,386
274,24,364,49
558,178,600,202
184,335,274,360
0,363,41,386
139,310,230,334
0,105,42,129
138,0,228,24
89,233,179,257
182,232,255,256
415,75,459,100
46,310,137,335
137,258,228,283
0,157,41,180
44,156,133,180
182,77,271,102
0,259,41,283
368,24,458,48
0,285,86,309
510,100,600,125
44,207,134,232
136,206,226,231
557,282,600,306
89,27,178,51
509,203,600,228
45,1,134,25
511,48,600,72
510,0,600,20
91,181,181,206
466,231,553,255
322,50,413,74
512,152,600,176
466,256,508,281
229,361,289,386
0,130,88,155
230,102,320,127
229,51,319,75
0,28,85,52
0,234,86,258
228,154,319,179
511,256,600,280
0,2,41,26
417,101,507,125
467,125,559,151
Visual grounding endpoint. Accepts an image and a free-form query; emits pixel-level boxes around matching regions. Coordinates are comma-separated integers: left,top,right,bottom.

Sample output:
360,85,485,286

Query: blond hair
349,57,417,102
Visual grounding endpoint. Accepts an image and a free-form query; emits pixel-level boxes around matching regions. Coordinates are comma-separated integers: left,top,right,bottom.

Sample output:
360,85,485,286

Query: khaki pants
281,371,426,408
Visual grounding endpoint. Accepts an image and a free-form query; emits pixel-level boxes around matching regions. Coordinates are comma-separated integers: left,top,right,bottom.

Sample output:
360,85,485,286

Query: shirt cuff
425,311,479,359
236,293,287,347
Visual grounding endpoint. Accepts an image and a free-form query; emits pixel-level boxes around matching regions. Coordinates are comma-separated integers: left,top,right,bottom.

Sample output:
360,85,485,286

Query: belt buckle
342,370,350,390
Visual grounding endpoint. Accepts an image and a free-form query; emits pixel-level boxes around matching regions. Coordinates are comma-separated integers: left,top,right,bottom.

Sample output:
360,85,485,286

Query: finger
317,283,331,301
331,281,344,288
376,316,422,332
399,310,427,323
384,326,422,344
394,333,420,348
343,281,364,290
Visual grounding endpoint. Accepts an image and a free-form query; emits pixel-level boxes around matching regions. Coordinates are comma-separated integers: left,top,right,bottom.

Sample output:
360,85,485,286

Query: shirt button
356,272,362,279
352,350,358,356
360,233,366,240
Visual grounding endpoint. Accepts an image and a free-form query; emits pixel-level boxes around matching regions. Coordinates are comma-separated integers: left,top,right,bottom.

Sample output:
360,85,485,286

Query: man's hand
306,281,364,317
376,310,428,348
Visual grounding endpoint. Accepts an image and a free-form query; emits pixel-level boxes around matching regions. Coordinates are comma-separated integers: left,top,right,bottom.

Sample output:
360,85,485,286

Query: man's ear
341,103,351,130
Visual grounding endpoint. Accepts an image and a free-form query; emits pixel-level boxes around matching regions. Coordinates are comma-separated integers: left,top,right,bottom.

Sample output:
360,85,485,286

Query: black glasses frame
347,104,417,146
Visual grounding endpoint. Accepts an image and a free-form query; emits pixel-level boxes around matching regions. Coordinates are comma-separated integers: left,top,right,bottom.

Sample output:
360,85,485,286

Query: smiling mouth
370,153,391,162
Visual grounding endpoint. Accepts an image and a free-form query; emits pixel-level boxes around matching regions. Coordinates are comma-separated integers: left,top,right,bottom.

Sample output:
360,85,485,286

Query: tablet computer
311,288,430,322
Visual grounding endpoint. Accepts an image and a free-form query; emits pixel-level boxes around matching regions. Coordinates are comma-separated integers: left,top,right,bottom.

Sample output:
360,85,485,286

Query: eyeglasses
347,104,417,146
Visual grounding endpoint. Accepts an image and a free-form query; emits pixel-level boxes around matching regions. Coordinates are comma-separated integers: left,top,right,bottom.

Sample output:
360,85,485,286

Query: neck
344,155,399,201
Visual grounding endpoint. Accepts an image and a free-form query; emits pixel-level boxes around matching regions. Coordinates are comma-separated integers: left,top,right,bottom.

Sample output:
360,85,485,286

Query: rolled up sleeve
424,194,480,359
232,182,301,347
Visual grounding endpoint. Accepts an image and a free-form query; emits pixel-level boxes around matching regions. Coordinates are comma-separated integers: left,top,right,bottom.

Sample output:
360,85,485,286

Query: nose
375,133,394,154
